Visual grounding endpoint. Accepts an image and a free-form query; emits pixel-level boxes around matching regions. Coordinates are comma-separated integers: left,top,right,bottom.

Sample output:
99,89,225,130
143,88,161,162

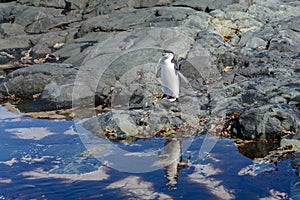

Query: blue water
0,106,295,199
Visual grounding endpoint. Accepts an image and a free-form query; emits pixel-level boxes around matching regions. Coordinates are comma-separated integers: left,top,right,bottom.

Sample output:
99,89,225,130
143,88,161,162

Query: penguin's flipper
156,66,161,78
174,63,181,71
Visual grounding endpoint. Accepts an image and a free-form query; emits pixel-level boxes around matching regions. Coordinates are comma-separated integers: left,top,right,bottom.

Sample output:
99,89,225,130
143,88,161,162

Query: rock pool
0,106,296,199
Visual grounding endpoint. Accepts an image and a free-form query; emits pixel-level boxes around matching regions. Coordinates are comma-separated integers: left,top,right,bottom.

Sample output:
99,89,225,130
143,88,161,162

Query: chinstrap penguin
157,50,180,102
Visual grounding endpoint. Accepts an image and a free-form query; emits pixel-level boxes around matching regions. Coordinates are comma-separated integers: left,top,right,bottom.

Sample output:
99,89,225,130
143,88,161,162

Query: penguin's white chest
161,60,179,98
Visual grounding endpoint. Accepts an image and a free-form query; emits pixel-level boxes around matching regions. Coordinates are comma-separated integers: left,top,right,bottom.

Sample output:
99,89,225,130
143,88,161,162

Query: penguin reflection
158,138,187,189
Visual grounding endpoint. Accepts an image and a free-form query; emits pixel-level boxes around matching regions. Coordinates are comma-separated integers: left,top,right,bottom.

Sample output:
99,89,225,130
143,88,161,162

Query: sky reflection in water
0,106,294,199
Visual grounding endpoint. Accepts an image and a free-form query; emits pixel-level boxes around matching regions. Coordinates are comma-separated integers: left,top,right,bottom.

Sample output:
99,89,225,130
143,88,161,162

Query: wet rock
83,102,198,141
0,63,77,99
83,110,142,140
83,94,202,141
37,77,94,110
39,78,76,110
233,104,300,140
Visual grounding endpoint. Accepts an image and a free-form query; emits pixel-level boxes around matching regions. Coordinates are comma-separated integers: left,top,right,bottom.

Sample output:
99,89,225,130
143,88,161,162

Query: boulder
14,6,62,26
83,0,135,15
24,15,80,34
0,2,16,23
37,77,94,110
0,37,30,51
268,29,300,53
0,23,25,37
17,0,66,8
233,104,300,139
78,9,156,34
52,41,98,66
0,63,77,98
133,0,173,8
171,0,240,11
83,97,200,141
253,1,300,22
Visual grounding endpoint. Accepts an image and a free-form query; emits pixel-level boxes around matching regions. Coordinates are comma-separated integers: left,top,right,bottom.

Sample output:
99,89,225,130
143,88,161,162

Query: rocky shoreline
0,0,300,183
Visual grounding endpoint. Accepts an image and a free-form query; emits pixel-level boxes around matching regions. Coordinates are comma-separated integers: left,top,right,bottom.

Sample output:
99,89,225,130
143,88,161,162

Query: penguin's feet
162,94,177,102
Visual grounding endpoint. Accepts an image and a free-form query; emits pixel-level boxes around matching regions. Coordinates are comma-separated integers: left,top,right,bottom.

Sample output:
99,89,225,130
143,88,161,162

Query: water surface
0,106,294,199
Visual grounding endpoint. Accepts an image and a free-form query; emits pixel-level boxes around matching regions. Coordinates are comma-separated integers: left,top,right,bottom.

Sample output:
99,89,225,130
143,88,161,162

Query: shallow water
0,106,295,199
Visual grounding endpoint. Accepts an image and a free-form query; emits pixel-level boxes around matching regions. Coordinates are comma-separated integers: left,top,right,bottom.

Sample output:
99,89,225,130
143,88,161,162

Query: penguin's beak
162,52,167,56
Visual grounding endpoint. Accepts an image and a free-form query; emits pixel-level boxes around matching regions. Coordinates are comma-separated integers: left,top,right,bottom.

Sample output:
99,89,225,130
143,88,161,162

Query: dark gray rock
83,110,143,140
0,23,25,37
144,7,195,28
134,0,173,8
24,14,80,34
195,30,230,63
12,5,81,34
37,77,94,110
78,9,155,34
181,11,210,30
83,97,201,140
248,0,300,24
233,104,300,140
17,0,90,10
0,0,16,2
82,0,173,16
17,0,66,8
29,30,77,55
0,63,77,98
83,0,135,15
273,16,300,33
268,29,300,53
171,0,240,11
18,0,90,11
66,0,90,10
0,2,16,23
0,37,30,51
52,42,97,66
14,6,62,26
0,0,299,147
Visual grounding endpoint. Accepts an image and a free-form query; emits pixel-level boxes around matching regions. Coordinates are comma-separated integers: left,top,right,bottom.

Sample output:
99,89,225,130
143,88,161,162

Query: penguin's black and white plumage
157,50,180,102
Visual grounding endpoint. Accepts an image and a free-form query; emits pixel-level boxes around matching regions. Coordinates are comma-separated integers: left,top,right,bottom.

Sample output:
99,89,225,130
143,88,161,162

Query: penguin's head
162,50,174,60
